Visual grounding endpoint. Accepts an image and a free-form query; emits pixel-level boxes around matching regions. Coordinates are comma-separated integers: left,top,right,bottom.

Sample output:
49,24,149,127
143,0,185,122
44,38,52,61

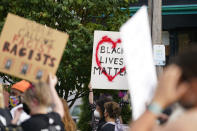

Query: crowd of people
0,22,196,131
88,44,197,131
0,75,124,131
0,74,76,131
88,83,124,131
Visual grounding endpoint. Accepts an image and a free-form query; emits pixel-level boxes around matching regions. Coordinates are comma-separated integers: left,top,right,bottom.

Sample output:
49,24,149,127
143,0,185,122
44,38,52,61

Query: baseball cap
12,80,31,93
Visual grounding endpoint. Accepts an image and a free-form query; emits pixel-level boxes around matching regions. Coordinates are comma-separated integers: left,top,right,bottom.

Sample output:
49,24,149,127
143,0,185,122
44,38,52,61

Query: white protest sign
91,30,128,90
120,6,157,120
154,45,166,66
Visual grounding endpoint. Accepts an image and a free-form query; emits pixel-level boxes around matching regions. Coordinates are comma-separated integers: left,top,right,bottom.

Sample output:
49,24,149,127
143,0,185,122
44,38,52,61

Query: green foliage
121,104,132,124
0,0,135,129
77,96,92,131
0,0,133,102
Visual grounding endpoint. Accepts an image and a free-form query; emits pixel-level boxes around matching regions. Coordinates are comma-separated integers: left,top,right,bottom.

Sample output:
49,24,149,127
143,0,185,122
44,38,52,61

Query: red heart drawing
95,36,126,82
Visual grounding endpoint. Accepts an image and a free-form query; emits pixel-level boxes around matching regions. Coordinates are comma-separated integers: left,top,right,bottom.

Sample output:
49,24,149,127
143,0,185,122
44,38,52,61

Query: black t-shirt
100,122,115,131
21,112,65,131
97,118,106,131
0,108,12,126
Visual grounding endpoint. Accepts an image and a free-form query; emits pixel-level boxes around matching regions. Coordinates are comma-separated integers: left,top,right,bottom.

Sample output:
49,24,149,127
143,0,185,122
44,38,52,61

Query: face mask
94,110,100,118
9,96,20,107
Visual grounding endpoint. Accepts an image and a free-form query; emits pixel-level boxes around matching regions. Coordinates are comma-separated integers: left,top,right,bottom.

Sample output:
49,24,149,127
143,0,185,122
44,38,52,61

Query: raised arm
88,83,94,104
49,74,64,118
130,65,188,131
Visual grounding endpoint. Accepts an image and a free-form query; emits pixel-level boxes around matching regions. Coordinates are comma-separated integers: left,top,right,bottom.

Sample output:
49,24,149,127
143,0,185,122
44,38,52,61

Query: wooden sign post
148,0,163,76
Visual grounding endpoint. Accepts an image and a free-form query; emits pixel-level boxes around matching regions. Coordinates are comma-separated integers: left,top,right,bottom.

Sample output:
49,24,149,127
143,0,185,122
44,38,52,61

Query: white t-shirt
10,104,30,125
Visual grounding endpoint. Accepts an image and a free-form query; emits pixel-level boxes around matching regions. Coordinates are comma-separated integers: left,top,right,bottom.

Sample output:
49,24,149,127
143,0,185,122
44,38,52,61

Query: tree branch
68,90,88,108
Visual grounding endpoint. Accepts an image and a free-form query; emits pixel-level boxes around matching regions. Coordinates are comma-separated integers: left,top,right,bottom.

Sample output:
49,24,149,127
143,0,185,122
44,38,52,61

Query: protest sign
120,6,157,120
0,84,4,108
0,13,69,82
91,30,128,90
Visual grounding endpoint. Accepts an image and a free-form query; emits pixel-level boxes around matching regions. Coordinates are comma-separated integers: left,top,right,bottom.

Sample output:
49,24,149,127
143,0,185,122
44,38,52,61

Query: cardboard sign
0,84,4,108
120,6,157,120
0,13,69,82
91,30,128,90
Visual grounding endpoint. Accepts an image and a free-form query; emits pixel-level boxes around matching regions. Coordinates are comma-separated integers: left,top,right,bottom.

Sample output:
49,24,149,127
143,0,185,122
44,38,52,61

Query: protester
130,45,197,131
2,83,10,108
10,80,31,125
99,101,123,131
88,83,113,131
118,91,130,111
0,84,12,128
12,74,65,131
61,98,76,131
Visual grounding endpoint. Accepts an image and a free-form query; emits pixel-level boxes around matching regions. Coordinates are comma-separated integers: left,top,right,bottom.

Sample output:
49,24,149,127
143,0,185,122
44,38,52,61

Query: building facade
129,0,197,64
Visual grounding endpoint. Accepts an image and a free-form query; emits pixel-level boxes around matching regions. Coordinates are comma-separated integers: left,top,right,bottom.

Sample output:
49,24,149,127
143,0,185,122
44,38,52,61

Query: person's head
104,102,121,121
10,80,30,107
60,98,76,131
172,45,197,109
95,96,113,119
23,82,52,113
11,80,31,96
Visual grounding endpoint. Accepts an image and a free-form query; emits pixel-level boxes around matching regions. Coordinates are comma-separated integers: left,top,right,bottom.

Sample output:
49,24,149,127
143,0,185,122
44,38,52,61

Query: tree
0,0,135,107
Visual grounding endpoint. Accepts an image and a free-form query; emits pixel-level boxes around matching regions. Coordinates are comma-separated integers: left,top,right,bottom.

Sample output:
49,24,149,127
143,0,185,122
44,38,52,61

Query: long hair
61,98,76,131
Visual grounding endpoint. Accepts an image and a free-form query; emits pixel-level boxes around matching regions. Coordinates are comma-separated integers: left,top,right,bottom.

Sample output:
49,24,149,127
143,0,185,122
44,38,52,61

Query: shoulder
21,114,47,130
101,123,115,131
47,112,61,121
22,113,64,131
155,110,197,131
0,108,12,118
47,112,64,130
97,119,106,130
0,108,12,125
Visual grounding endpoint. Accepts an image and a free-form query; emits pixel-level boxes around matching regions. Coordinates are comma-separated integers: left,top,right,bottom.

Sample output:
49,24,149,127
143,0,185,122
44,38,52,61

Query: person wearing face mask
10,80,31,125
88,83,113,131
100,102,123,131
16,74,65,131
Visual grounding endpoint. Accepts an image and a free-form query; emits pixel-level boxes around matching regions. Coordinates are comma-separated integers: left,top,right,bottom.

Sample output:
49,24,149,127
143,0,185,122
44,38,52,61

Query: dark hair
104,102,121,119
96,96,112,117
172,45,197,81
